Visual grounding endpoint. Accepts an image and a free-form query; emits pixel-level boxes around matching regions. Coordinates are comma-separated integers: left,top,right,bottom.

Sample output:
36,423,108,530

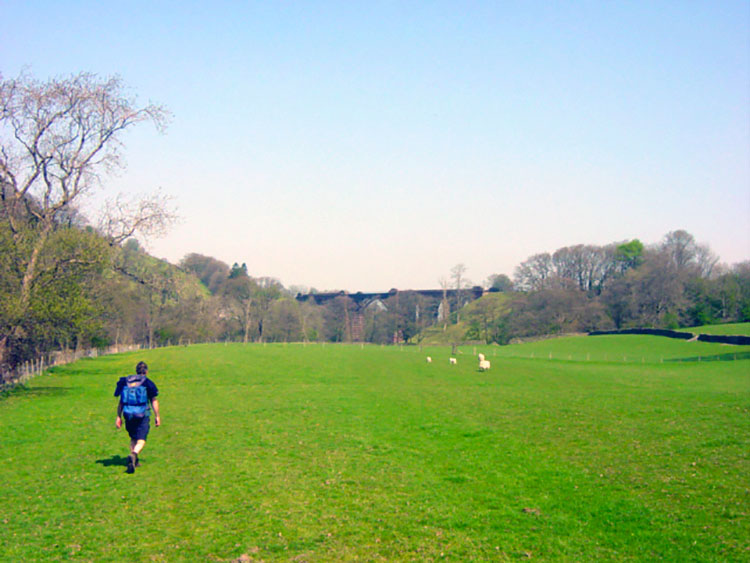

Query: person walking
115,361,160,473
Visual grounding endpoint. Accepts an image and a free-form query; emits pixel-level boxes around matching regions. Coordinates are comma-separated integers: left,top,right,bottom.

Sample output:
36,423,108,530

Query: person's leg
126,450,137,473
126,425,136,471
129,439,142,466
127,417,150,471
125,417,142,472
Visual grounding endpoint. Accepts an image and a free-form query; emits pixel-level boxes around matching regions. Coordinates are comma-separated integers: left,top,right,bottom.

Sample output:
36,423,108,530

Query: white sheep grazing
478,353,485,362
479,359,491,371
426,356,432,363
449,357,457,365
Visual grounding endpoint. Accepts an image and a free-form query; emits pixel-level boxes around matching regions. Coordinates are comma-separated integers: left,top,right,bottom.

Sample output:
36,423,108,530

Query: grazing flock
426,353,490,371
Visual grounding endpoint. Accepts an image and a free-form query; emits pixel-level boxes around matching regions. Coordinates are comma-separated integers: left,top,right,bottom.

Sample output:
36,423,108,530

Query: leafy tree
381,291,425,344
720,261,750,321
323,295,356,342
507,288,611,337
220,268,259,343
229,263,249,279
602,250,688,328
684,277,720,327
180,253,230,294
486,273,513,292
297,299,324,342
363,303,390,344
265,298,303,342
253,277,283,343
614,239,644,272
110,242,210,347
462,293,510,344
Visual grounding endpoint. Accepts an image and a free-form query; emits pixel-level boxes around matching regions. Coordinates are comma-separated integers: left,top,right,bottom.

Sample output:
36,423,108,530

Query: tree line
2,71,748,379
466,232,750,344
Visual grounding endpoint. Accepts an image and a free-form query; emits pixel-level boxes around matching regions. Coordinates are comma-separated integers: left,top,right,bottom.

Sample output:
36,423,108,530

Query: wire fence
1,344,143,390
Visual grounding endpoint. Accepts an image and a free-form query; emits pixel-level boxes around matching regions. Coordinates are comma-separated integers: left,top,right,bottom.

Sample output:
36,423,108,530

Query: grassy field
1,338,749,561
691,322,750,336
482,332,750,363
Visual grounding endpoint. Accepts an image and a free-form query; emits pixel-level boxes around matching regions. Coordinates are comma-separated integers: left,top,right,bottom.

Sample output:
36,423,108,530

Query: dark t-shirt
114,376,159,402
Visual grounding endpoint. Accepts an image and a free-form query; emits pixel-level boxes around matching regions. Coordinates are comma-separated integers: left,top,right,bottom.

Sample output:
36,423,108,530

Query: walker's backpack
121,375,150,418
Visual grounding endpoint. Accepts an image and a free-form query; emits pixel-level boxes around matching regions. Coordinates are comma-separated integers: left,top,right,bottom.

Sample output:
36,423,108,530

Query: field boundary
1,344,143,391
589,328,750,345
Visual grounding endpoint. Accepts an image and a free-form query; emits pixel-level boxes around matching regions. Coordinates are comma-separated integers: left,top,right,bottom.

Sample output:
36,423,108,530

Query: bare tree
0,71,171,363
438,276,451,331
661,230,719,279
98,190,177,245
694,243,720,279
221,273,258,343
450,263,472,322
552,244,615,293
514,252,553,291
661,230,698,272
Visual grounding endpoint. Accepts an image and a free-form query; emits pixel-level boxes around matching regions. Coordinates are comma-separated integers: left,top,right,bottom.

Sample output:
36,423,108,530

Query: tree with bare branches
0,71,173,367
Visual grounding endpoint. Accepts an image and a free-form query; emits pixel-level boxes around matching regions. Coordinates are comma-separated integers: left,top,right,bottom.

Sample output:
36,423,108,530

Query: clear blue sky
2,1,748,291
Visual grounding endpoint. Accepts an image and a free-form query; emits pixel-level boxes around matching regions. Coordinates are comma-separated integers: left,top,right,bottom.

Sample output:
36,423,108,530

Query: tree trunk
18,221,52,309
0,335,8,374
12,221,53,342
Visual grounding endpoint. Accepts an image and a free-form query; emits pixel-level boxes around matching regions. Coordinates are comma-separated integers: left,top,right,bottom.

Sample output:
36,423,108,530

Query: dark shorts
124,415,150,441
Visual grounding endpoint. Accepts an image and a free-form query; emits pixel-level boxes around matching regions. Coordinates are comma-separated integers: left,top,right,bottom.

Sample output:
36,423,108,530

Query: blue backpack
121,375,150,418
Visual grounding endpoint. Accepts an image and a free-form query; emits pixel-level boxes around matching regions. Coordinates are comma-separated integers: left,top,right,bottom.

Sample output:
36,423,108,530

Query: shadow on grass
96,455,129,468
665,351,750,363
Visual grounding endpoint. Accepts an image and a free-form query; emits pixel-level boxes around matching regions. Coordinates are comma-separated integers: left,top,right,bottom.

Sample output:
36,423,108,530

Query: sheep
478,353,485,362
449,357,457,365
479,359,491,371
426,356,432,363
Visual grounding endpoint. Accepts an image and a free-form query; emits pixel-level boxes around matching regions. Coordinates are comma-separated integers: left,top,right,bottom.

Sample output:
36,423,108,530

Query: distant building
296,287,484,342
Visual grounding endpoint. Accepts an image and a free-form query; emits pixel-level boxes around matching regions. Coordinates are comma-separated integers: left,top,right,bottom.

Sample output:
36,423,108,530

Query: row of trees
460,231,750,344
141,230,750,350
2,71,748,379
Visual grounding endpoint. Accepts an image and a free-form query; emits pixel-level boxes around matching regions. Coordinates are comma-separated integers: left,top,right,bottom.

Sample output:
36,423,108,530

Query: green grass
474,333,750,363
1,341,749,561
691,322,750,336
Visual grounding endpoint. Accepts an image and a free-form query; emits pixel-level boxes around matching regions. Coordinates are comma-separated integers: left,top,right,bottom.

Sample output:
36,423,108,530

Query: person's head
136,361,148,375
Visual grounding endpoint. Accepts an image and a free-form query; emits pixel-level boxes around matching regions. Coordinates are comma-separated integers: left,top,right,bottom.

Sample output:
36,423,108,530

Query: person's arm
151,398,161,427
115,399,123,429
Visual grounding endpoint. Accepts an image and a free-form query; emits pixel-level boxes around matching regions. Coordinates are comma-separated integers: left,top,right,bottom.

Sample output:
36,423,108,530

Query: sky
2,1,749,292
